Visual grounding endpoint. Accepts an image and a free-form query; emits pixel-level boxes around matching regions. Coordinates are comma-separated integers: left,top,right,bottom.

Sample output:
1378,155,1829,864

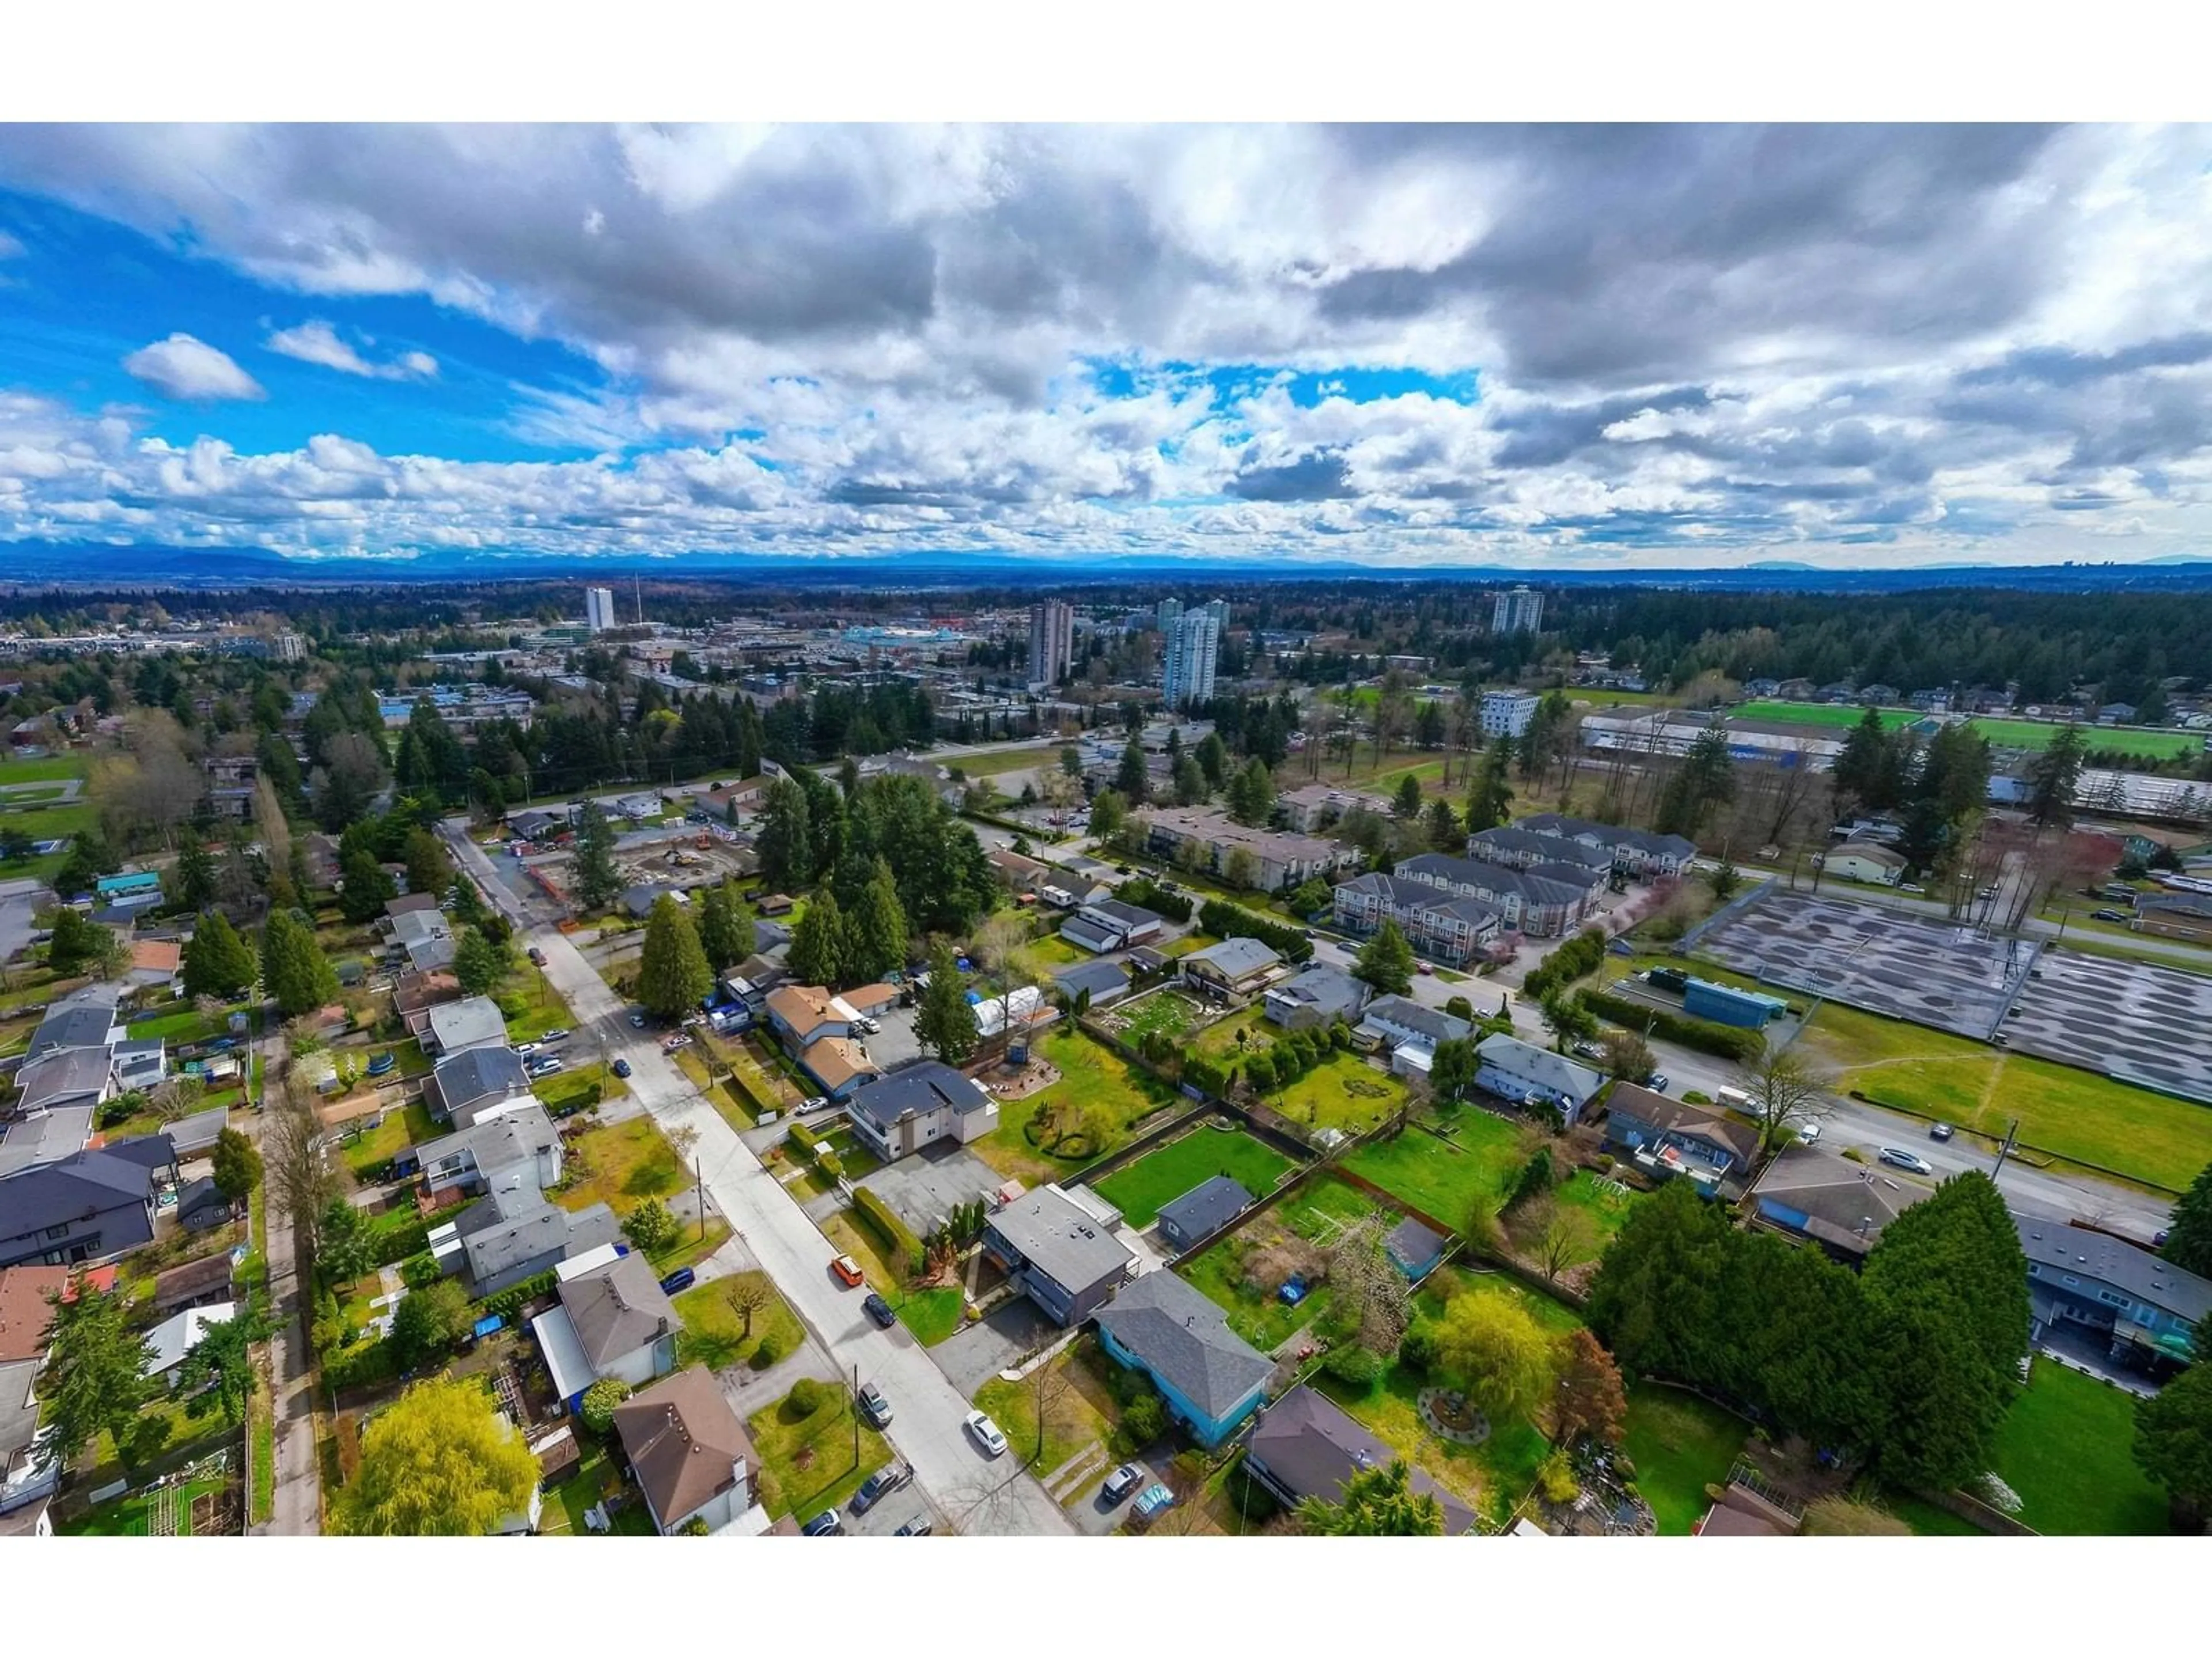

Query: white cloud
120,334,265,402
0,230,23,259
265,319,437,380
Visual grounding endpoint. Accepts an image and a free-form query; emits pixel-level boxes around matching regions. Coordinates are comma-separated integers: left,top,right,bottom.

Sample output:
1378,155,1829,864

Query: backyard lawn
554,1116,682,1221
1317,1352,1547,1530
1991,1359,2170,1535
971,1027,1173,1184
975,1350,1117,1474
495,963,573,1044
1093,1125,1296,1228
1552,1169,1641,1249
1189,1005,1273,1062
1177,1175,1381,1349
540,1440,654,1535
1800,1001,2212,1191
746,1387,892,1520
1269,1052,1408,1134
1024,933,1090,968
897,1287,969,1346
340,1100,438,1177
1342,1108,1527,1229
1620,1382,1751,1536
1096,987,1210,1044
59,1474,230,1537
672,1272,804,1371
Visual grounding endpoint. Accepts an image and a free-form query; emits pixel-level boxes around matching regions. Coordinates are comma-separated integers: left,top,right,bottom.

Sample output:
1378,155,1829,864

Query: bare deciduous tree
263,1067,335,1260
724,1275,771,1339
1741,1040,1833,1155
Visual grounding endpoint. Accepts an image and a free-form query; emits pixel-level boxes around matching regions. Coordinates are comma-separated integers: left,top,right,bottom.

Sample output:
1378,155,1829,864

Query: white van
1714,1085,1752,1112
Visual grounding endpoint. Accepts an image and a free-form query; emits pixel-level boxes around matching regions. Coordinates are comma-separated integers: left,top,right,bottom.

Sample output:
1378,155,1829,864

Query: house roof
2014,1214,2212,1326
1359,996,1472,1047
26,987,119,1061
1469,827,1614,871
1247,1384,1476,1535
2139,890,2212,919
1183,937,1282,981
1156,1176,1255,1241
846,1060,989,1133
415,1105,559,1183
161,1105,229,1157
0,1099,97,1174
1475,1033,1605,1104
176,1175,227,1217
392,969,461,1017
1604,1085,1760,1165
1393,853,1602,908
425,995,508,1054
1054,959,1131,1002
1384,1217,1449,1272
1266,966,1368,1016
1092,1268,1272,1418
558,1252,677,1370
143,1301,235,1376
101,1134,179,1172
130,939,182,974
390,906,453,946
1517,813,1696,861
153,1252,236,1309
800,1036,878,1093
430,1046,533,1117
0,1266,68,1363
385,892,442,917
1830,840,1908,868
1086,898,1165,930
988,1185,1135,1292
456,1191,619,1285
766,984,842,1039
1751,1144,1929,1253
0,1146,155,1232
613,1366,756,1531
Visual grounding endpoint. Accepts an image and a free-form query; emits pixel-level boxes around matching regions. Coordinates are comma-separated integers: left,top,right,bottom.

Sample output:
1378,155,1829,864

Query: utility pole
852,1362,862,1467
1992,1116,2020,1179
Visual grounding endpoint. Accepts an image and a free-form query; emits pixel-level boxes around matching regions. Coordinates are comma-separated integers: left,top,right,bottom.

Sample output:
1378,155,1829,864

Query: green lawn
971,1027,1175,1185
60,1475,229,1537
1024,933,1090,968
1621,1382,1752,1536
554,1116,683,1219
897,1287,969,1346
1317,1351,1548,1530
1269,1052,1408,1134
745,1387,892,1520
1730,700,2196,761
1343,1109,1525,1230
1093,1126,1296,1228
673,1271,804,1371
975,1355,1116,1474
1100,987,1210,1044
1735,700,1926,731
495,962,573,1044
0,753,92,784
1882,1491,1985,1536
1189,1005,1272,1062
1177,1176,1381,1350
340,1100,439,1176
1991,1359,2170,1535
126,1005,232,1044
541,1440,655,1535
1553,1169,1641,1250
1801,1001,2212,1190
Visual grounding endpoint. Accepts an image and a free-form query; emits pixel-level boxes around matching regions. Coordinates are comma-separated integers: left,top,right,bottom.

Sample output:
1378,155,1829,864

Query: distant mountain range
3,541,2212,594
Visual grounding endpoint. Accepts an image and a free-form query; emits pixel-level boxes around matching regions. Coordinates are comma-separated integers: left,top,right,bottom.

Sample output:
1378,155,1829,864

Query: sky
2,123,2211,571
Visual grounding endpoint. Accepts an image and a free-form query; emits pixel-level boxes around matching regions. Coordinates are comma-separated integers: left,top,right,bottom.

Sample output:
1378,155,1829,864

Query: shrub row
1196,899,1313,964
853,1186,924,1278
787,1119,823,1156
476,1268,560,1325
1115,876,1194,923
1577,987,1764,1062
816,1149,846,1181
1522,926,1608,1003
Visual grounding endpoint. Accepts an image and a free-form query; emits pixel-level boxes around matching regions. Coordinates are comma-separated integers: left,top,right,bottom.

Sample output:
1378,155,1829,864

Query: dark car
801,1509,842,1536
1929,1122,1955,1141
611,1056,632,1078
1100,1463,1144,1505
658,1267,696,1295
2090,908,2130,923
863,1292,896,1328
527,946,546,965
857,1382,893,1429
849,1463,913,1516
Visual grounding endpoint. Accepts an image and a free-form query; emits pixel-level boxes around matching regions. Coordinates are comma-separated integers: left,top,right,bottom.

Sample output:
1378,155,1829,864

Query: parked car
1100,1463,1144,1505
863,1292,896,1328
528,1058,565,1078
1878,1146,1934,1175
662,1034,690,1051
1929,1122,1955,1141
857,1382,893,1429
628,1011,647,1028
611,1056,632,1078
831,1255,865,1288
2090,908,2130,923
1977,885,1999,902
2154,1228,2171,1248
527,946,546,965
964,1411,1008,1458
1571,1040,1605,1062
1641,1071,1669,1092
849,1463,913,1515
1797,1121,1822,1145
541,1027,571,1042
658,1267,696,1295
801,1509,842,1536
516,1041,541,1056
1132,1482,1177,1521
802,1095,828,1113
892,1517,932,1536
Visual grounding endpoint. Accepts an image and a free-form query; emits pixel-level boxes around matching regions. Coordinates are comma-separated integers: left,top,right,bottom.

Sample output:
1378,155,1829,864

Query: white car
964,1411,1008,1459
1878,1146,1933,1175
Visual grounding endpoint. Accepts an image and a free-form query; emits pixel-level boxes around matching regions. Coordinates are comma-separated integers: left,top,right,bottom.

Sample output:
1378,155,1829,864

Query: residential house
1244,1384,1476,1534
1908,688,1953,713
2137,890,2212,942
1355,997,1474,1077
1820,841,1907,886
2017,1214,2205,1376
763,984,854,1051
696,776,774,822
1465,826,1615,882
986,847,1051,893
796,1035,881,1103
611,1367,774,1536
1775,678,1816,700
531,1252,680,1411
1393,853,1604,938
152,1253,236,1315
2098,702,2139,725
426,1046,536,1128
505,806,576,843
391,969,462,1039
1154,1176,1255,1253
980,1185,1137,1327
160,1106,229,1161
1179,937,1283,1001
7,1051,113,1122
25,985,120,1063
1384,1218,1450,1281
1092,1268,1271,1449
388,906,456,974
1473,1034,1605,1126
0,1265,67,1518
422,995,510,1058
840,983,900,1018
843,1061,998,1163
433,1187,619,1298
1052,959,1133,1011
1858,684,1901,707
174,1177,235,1232
384,892,442,922
1262,965,1370,1031
1602,1085,1760,1195
127,939,183,994
1331,872,1505,966
1744,678,1781,698
413,1103,563,1201
1142,806,1359,893
1058,897,1165,955
0,1148,164,1267
1747,1144,1930,1263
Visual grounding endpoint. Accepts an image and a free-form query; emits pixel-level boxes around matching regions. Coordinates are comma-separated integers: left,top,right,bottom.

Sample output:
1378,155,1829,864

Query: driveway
933,1296,1062,1397
857,1145,1005,1240
524,922,1073,1535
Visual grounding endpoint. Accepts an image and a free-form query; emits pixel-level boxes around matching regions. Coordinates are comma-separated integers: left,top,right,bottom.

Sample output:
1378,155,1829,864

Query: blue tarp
472,1315,504,1339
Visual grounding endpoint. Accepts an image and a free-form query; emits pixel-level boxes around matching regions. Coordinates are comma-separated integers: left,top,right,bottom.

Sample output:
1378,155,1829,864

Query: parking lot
2006,945,2212,1105
1694,888,2033,1041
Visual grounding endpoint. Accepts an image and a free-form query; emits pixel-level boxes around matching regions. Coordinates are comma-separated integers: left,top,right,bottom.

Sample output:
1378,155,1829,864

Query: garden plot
1693,888,2030,1041
2004,946,2212,1107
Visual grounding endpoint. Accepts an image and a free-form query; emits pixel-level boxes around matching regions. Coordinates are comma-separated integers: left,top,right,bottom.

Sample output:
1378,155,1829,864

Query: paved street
525,923,1074,1536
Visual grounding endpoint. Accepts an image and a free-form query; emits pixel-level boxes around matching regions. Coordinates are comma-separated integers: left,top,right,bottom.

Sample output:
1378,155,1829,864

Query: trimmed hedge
476,1268,559,1325
816,1149,846,1181
1196,899,1313,964
787,1119,824,1156
1115,876,1194,924
1523,926,1608,1003
1578,987,1764,1062
853,1186,923,1278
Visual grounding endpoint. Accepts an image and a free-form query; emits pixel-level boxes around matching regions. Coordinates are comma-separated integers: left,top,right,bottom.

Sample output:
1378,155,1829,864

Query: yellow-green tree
1434,1287,1556,1424
331,1377,540,1536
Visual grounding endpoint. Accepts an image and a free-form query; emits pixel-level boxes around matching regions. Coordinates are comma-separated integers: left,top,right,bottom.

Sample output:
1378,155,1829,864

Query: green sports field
1733,699,2198,760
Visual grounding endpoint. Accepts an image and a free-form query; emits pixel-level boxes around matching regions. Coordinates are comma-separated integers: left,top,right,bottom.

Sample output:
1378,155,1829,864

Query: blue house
2017,1214,2205,1377
1093,1270,1272,1448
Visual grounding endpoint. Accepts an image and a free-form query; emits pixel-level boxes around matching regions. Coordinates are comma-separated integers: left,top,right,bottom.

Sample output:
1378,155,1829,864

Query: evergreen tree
697,882,748,975
2161,1160,2212,1278
452,926,507,998
2027,721,2089,830
37,1287,154,1467
914,937,980,1063
172,838,219,910
2135,1361,2212,1533
1171,754,1207,806
262,907,338,1016
46,907,112,977
1295,1457,1443,1536
787,889,852,987
211,1126,263,1203
52,830,120,899
1089,789,1128,844
754,778,814,893
1831,706,1893,816
401,826,449,898
1115,741,1150,806
636,894,713,1020
1423,796,1462,850
1393,774,1424,820
181,909,258,1001
570,802,622,912
1584,1181,1736,1382
849,858,910,982
1352,918,1416,995
1226,757,1275,826
1194,730,1231,790
338,844,396,924
1464,744,1514,834
1654,729,1737,839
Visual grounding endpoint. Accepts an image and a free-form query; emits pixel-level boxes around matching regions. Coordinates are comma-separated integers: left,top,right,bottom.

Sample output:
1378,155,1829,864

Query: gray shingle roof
559,1252,677,1370
2015,1213,2211,1327
414,1105,558,1183
425,995,508,1054
0,1148,156,1234
431,1046,532,1117
26,987,120,1062
1183,937,1282,980
988,1185,1135,1293
1266,965,1368,1018
1475,1033,1605,1104
1156,1176,1255,1241
11,1049,111,1114
454,1190,618,1283
846,1060,990,1134
0,1106,97,1179
1054,959,1132,1002
1359,996,1472,1047
1093,1268,1272,1418
1393,853,1600,908
1247,1384,1475,1533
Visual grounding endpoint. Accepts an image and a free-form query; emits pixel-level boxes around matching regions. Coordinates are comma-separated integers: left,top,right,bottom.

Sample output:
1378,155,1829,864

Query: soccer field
1731,699,2198,760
